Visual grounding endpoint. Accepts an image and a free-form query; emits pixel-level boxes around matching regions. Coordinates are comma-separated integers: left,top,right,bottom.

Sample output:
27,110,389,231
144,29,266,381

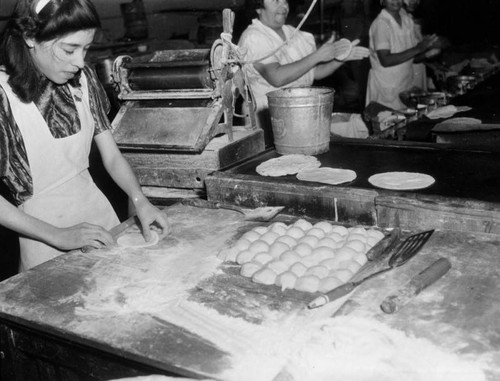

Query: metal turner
308,229,435,309
181,198,284,222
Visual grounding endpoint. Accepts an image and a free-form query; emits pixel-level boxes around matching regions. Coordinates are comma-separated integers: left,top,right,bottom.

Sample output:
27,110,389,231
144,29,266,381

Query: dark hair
250,0,265,11
0,0,101,103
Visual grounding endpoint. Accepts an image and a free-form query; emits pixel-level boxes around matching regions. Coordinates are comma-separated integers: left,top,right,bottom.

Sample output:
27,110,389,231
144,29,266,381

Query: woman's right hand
315,36,352,63
51,222,115,251
418,34,440,53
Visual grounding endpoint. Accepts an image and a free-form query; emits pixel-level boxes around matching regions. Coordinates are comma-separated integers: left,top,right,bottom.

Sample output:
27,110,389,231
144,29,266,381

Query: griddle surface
227,141,500,203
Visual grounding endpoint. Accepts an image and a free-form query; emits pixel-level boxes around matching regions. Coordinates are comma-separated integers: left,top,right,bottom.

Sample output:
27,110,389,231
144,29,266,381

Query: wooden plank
206,172,379,226
375,194,500,233
123,129,264,188
1,323,177,381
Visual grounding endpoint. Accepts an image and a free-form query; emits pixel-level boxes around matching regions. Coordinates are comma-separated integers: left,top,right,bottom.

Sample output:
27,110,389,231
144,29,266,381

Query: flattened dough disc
297,167,357,185
256,154,321,177
368,172,435,190
335,38,353,61
117,231,159,248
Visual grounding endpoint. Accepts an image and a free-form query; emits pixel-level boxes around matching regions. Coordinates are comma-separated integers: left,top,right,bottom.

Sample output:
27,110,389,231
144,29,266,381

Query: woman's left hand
344,39,370,61
134,198,170,242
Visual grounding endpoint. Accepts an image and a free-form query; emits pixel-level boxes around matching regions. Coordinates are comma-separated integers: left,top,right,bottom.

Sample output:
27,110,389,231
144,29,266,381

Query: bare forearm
378,45,422,67
314,60,343,80
256,53,320,88
0,196,58,244
101,153,147,207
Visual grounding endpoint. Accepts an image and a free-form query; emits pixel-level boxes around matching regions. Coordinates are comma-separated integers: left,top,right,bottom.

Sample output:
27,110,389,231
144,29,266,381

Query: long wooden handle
380,257,452,314
308,282,357,309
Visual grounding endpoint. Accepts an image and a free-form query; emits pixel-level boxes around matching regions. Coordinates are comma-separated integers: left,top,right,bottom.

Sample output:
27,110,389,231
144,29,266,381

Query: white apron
366,9,417,110
0,72,119,271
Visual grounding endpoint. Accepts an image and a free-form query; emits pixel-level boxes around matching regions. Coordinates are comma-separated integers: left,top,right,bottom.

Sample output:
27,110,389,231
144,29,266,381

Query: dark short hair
0,0,101,103
250,0,265,11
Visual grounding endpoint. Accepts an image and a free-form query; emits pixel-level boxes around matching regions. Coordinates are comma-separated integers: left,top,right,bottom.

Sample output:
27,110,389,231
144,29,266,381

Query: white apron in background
411,21,427,91
366,9,418,110
0,72,119,271
239,19,316,137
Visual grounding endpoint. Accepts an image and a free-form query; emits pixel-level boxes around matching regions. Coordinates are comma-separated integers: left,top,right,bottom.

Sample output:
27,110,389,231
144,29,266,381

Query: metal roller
127,64,213,90
123,49,215,91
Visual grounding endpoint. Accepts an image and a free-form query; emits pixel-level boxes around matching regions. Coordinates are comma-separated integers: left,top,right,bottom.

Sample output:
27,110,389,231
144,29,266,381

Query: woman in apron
366,0,439,110
238,0,370,143
0,0,169,271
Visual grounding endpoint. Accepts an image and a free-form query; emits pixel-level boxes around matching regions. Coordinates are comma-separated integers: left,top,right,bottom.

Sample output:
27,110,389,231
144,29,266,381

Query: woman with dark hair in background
0,0,169,271
238,0,370,143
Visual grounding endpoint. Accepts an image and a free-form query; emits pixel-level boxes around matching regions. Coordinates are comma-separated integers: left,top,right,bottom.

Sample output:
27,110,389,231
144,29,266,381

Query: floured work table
0,203,499,380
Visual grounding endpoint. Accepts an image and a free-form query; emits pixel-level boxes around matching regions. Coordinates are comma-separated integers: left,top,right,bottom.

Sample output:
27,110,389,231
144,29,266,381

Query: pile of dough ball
227,219,385,293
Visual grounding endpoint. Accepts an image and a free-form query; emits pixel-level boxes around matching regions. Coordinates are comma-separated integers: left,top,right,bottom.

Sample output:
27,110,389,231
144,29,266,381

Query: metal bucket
267,87,334,155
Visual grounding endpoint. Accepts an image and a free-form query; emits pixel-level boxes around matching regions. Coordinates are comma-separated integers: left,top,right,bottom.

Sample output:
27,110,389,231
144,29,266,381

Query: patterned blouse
0,66,112,205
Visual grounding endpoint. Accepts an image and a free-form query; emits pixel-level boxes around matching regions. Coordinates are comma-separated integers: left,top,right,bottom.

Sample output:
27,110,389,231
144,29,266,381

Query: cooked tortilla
368,172,435,190
297,167,357,185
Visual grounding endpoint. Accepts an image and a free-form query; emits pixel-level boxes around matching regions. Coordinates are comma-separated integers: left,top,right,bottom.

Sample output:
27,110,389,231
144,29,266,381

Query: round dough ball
248,239,270,254
316,237,338,250
335,246,358,262
367,229,385,240
330,225,349,237
295,275,321,293
269,241,290,258
345,240,366,254
252,226,269,235
290,262,308,277
253,252,274,265
344,260,362,274
294,243,313,257
327,232,345,243
347,233,367,243
252,267,277,285
305,265,330,279
319,276,343,293
311,246,336,260
236,249,256,265
366,235,381,248
301,254,320,268
260,231,280,245
306,227,326,239
348,227,368,237
269,222,288,231
313,221,334,234
240,261,262,278
275,271,298,291
241,231,261,243
275,235,297,248
233,238,251,252
287,226,306,240
331,268,354,283
280,250,301,266
266,260,290,275
298,235,319,248
320,257,342,270
310,252,330,264
353,252,368,266
293,218,313,231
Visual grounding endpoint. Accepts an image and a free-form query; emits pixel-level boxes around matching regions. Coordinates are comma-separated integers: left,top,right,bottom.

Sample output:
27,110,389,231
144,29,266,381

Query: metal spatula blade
181,198,284,222
308,229,434,309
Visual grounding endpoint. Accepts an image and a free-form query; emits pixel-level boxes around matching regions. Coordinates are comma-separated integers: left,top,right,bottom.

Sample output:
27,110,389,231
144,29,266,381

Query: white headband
35,0,51,14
